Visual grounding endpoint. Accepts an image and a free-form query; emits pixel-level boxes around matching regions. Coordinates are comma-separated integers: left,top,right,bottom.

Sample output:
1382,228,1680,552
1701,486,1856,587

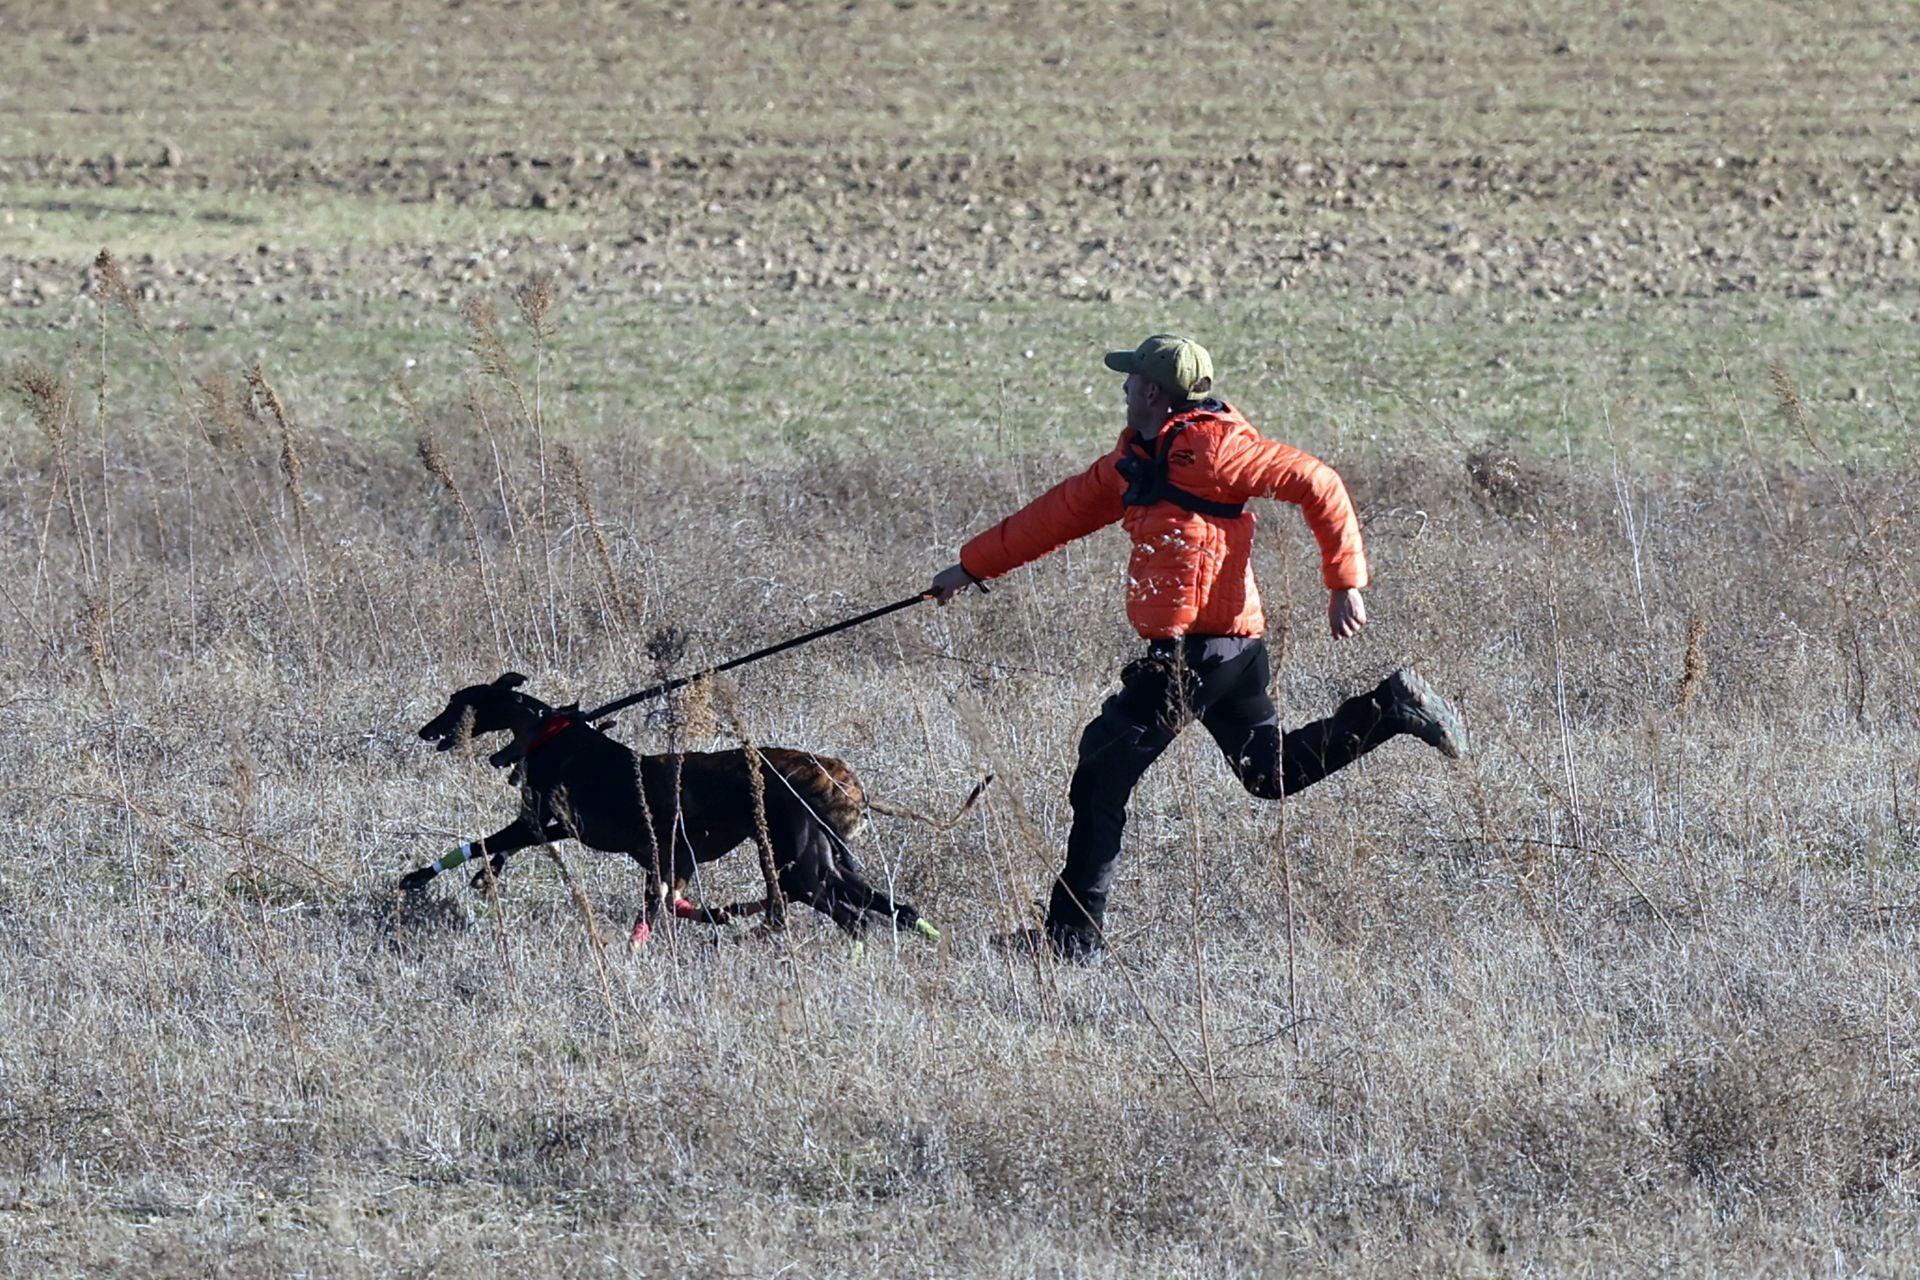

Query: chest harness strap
1114,422,1246,519
524,713,576,757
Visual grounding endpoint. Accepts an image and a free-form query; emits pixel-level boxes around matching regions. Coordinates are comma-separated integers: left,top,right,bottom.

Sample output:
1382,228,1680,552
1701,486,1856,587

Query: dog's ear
494,672,528,689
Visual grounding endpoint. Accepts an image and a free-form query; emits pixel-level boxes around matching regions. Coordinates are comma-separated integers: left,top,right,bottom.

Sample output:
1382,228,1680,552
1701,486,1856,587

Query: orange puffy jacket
959,400,1368,639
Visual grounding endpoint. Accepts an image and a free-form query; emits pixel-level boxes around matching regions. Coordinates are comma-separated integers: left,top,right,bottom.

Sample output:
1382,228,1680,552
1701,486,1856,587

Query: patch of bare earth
6,149,1919,312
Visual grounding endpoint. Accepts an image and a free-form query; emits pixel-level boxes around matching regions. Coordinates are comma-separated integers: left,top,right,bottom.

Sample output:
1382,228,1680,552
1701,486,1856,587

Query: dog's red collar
525,714,575,757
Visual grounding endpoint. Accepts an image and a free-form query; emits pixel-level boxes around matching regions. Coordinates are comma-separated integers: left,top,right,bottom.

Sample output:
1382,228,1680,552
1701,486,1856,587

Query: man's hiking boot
1048,920,1106,964
1381,667,1468,759
1043,884,1108,964
991,924,1106,966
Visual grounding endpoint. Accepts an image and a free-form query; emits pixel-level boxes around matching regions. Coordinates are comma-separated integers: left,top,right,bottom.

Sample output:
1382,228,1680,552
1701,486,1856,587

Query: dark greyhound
401,673,983,946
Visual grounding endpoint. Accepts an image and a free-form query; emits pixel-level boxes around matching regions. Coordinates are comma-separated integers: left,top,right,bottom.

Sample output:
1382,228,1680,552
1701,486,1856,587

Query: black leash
582,591,936,723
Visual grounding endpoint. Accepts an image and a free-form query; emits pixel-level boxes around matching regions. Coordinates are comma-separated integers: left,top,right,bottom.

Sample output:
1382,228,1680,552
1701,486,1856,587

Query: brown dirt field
5,1,1918,315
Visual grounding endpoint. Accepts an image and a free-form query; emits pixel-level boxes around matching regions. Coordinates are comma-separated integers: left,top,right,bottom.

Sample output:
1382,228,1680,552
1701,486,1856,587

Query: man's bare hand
1329,587,1367,639
930,562,984,605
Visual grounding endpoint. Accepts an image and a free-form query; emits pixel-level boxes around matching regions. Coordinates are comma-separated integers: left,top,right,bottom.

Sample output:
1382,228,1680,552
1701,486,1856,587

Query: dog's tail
863,774,993,831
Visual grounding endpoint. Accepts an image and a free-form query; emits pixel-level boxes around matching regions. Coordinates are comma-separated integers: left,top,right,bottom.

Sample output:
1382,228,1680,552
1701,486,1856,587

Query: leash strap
583,591,934,723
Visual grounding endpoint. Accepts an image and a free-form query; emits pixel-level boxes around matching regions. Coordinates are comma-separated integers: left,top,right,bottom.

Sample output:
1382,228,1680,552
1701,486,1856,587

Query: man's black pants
1046,634,1405,944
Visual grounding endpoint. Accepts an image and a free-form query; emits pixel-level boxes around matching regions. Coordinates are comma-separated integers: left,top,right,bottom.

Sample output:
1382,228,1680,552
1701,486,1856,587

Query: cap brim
1103,351,1139,374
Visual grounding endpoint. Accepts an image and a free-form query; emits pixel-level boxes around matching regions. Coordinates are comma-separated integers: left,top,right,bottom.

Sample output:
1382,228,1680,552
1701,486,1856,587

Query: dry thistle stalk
559,442,628,625
82,587,114,703
516,272,556,339
418,429,463,506
13,363,75,452
419,431,480,555
1677,615,1708,715
450,704,478,758
715,685,783,922
246,363,316,541
225,727,259,831
419,426,510,660
463,296,516,381
93,248,144,328
678,674,717,741
394,375,427,431
646,623,691,669
17,362,97,578
196,371,249,453
1768,362,1810,439
462,390,533,540
657,669,716,907
628,751,668,918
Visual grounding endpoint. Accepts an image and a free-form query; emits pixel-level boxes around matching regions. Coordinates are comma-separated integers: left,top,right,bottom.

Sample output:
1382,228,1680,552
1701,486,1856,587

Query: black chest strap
1115,423,1246,519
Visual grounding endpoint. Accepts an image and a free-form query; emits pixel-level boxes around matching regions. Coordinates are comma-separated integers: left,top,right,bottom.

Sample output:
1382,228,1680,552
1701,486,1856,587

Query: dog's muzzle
418,722,462,752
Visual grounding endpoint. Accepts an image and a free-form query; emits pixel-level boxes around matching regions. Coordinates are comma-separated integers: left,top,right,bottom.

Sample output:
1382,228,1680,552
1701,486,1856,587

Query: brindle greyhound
402,673,983,945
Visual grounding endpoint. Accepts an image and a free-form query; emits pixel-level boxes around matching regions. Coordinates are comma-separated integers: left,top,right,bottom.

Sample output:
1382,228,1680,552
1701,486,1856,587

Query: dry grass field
4,2,1920,1276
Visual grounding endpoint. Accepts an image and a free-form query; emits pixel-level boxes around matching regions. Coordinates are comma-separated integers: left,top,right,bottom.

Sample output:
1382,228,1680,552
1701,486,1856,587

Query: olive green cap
1103,333,1214,402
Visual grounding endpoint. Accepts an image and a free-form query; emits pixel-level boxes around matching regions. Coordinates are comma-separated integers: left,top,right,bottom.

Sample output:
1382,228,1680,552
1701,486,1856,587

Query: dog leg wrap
629,917,652,949
430,843,475,875
914,919,941,941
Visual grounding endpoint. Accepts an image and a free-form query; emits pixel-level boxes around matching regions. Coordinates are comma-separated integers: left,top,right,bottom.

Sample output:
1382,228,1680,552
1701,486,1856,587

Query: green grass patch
8,286,1915,465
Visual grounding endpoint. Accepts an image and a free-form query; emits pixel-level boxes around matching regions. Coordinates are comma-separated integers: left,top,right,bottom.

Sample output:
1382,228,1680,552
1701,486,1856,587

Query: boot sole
1388,668,1467,759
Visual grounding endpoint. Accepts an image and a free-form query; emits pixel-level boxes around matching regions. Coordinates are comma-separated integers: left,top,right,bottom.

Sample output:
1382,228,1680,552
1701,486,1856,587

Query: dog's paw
466,859,508,891
396,868,437,895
